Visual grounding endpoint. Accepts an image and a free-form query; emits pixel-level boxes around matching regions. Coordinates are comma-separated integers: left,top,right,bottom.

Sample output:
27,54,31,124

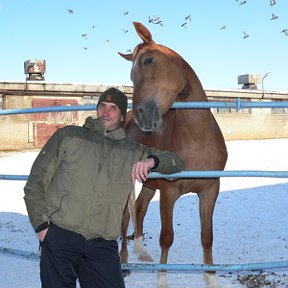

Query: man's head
97,87,128,131
97,87,128,117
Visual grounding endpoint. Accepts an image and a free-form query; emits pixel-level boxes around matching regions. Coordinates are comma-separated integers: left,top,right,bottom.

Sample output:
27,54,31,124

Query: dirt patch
235,271,288,288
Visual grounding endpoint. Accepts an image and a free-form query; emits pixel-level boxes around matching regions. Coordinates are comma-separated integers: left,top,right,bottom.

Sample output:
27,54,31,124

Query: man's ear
121,115,124,122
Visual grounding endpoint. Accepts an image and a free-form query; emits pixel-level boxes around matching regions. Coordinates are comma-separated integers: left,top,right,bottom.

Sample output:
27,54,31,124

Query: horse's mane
158,44,202,83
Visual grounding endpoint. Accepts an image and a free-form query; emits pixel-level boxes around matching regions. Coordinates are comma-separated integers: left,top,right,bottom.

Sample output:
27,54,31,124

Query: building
0,81,288,151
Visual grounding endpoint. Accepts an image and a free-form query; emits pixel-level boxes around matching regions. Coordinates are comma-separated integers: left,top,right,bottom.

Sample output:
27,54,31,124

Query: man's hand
37,228,49,242
131,158,155,183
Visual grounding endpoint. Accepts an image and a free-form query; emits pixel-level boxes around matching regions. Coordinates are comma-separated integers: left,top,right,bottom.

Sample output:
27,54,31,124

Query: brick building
0,81,287,151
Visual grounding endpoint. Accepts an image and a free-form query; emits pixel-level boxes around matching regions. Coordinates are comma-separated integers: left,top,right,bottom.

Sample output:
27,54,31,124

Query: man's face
97,102,123,131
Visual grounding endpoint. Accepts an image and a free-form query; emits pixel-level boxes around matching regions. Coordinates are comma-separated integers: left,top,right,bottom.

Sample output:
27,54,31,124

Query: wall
0,82,288,151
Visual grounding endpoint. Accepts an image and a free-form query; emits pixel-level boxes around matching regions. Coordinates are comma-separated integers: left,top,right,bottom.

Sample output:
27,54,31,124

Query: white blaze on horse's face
132,45,187,132
119,26,186,132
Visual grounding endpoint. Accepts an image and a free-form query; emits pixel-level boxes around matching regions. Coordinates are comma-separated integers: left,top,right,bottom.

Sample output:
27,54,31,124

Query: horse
119,22,228,287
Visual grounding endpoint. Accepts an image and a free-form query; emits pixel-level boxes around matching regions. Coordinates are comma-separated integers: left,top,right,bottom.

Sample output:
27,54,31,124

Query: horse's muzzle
135,100,162,132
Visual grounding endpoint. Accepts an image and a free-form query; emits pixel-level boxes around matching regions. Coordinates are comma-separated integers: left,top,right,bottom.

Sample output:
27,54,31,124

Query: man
24,87,185,288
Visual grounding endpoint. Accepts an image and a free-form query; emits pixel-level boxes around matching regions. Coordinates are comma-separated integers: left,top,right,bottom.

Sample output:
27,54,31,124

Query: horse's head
119,22,188,133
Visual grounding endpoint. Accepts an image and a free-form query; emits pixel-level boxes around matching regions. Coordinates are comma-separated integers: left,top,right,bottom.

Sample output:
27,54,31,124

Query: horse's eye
144,58,153,65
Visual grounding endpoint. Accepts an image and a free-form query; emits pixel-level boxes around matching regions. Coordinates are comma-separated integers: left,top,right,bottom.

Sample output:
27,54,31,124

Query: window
210,97,252,114
271,100,288,114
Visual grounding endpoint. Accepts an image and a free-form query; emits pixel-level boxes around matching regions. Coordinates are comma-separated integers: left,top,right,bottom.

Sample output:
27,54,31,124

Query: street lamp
261,72,271,98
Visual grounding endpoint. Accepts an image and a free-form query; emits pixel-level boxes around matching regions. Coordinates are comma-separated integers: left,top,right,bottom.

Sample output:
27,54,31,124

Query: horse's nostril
138,107,146,121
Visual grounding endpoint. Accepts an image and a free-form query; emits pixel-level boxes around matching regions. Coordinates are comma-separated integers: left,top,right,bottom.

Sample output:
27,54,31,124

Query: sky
1,139,288,287
0,0,287,92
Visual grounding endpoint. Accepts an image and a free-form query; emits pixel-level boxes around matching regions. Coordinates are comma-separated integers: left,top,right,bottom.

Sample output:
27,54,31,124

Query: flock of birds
220,0,287,39
66,9,193,51
235,0,287,38
66,0,287,51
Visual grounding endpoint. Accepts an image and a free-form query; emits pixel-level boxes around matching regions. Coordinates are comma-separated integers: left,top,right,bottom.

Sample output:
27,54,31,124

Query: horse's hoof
122,269,132,277
204,272,221,288
157,271,168,288
138,253,153,262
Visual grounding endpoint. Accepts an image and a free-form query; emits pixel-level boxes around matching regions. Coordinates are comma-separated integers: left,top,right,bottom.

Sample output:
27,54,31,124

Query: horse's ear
133,21,154,44
118,52,133,61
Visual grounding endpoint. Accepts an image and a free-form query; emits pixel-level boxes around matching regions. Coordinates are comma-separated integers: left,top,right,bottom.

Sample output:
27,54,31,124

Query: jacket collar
84,117,126,140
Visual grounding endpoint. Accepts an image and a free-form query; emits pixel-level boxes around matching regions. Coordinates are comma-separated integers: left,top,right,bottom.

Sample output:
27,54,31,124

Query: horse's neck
175,76,211,122
164,107,210,131
170,77,214,134
177,66,208,102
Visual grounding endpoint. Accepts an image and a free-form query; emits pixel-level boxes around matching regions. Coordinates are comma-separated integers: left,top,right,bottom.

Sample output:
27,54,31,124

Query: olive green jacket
24,117,184,240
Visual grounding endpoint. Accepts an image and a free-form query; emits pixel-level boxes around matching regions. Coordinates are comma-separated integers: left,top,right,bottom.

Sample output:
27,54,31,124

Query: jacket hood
83,116,126,140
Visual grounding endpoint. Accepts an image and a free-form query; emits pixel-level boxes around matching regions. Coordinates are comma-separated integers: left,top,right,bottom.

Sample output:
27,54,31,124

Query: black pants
40,223,126,288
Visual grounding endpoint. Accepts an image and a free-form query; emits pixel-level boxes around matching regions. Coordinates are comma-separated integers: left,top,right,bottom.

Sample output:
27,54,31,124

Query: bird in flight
122,28,128,33
148,16,160,23
155,20,163,26
123,11,129,15
243,31,249,39
270,0,276,6
281,29,288,36
220,26,227,30
239,1,247,6
181,22,187,28
81,34,88,40
185,15,191,21
271,13,278,20
67,9,73,14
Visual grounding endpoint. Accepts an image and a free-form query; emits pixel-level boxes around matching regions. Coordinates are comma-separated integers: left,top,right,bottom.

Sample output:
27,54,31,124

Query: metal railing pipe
1,99,288,115
1,170,288,181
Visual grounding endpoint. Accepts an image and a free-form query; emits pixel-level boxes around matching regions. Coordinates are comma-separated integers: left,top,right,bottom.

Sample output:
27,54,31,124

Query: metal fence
1,98,288,272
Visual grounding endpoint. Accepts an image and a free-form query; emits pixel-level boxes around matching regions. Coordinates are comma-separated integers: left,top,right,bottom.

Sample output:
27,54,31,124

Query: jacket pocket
47,192,69,219
41,223,54,245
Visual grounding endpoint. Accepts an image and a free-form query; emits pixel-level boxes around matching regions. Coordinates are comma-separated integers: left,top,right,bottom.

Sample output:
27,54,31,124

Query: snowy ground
0,139,288,288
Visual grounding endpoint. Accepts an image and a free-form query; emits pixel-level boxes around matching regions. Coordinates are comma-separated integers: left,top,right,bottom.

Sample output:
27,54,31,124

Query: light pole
261,72,271,98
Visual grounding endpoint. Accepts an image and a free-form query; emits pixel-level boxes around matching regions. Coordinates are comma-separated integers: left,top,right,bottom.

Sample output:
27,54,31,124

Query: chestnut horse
119,22,228,286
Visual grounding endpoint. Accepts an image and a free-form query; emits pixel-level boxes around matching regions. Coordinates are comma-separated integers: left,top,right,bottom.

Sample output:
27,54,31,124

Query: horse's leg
157,188,180,288
159,188,179,264
198,180,221,288
134,184,156,262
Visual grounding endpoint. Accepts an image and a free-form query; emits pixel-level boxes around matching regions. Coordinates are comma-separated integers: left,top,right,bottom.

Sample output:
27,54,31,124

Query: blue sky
0,0,287,91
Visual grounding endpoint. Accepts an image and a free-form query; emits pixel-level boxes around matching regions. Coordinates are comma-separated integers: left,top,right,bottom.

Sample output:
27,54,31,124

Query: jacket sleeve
141,145,185,174
23,129,63,231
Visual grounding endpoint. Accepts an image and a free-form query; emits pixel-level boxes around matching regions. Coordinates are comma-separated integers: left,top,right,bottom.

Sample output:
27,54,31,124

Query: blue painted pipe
149,170,288,178
0,175,28,180
1,170,288,181
1,99,288,115
121,261,288,272
0,246,287,271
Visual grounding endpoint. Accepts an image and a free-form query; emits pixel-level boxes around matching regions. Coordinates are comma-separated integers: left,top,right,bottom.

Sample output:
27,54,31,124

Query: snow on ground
0,139,288,288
